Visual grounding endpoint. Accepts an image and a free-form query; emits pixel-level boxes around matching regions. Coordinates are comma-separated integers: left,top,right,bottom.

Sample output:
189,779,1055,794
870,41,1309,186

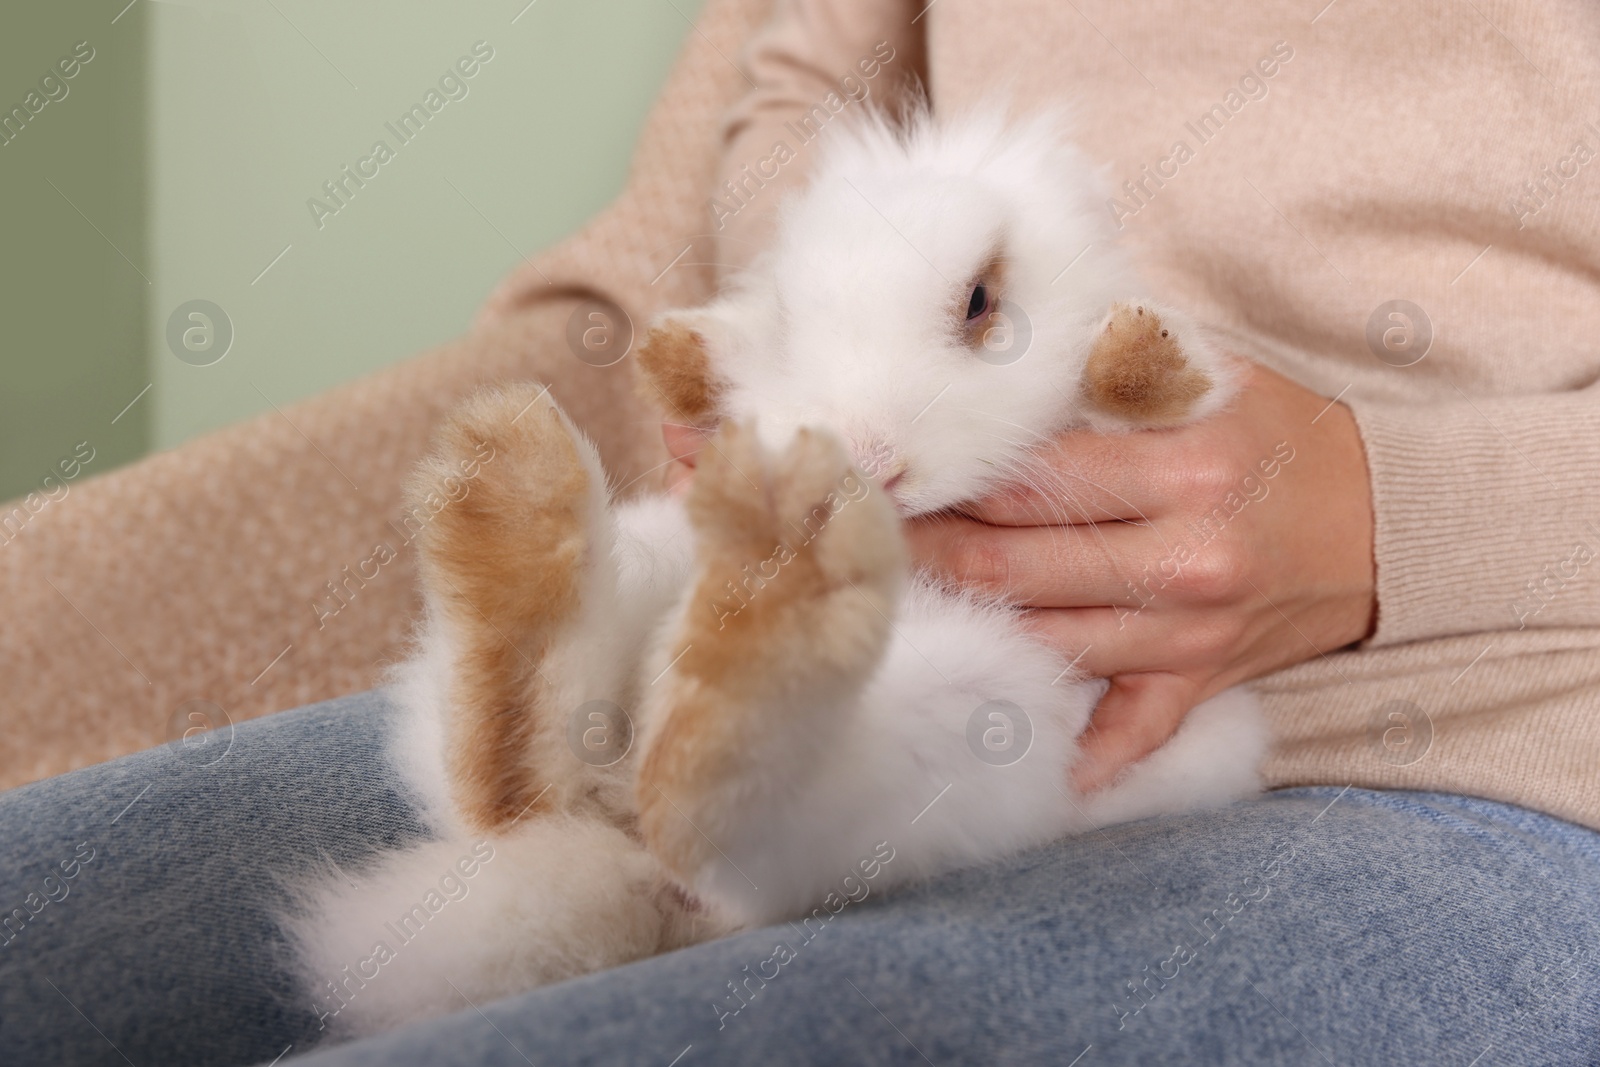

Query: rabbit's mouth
879,469,929,518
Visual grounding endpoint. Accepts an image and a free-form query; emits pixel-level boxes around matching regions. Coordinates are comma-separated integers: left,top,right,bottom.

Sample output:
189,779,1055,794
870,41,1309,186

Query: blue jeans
2,690,1597,1066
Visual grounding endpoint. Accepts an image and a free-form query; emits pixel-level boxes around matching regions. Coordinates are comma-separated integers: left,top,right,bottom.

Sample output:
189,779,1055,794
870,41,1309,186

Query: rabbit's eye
965,284,990,322
958,251,1006,349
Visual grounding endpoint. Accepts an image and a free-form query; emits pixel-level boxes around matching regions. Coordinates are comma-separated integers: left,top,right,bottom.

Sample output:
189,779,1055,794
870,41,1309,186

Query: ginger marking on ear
637,320,723,425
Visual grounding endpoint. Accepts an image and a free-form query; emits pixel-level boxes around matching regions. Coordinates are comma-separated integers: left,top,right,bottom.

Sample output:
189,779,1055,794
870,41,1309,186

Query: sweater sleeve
1348,382,1600,647
710,0,926,281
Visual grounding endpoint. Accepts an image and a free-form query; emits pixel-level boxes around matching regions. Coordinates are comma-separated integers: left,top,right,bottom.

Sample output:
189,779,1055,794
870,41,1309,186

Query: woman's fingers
1016,604,1243,681
1071,672,1206,793
1017,607,1175,678
961,465,1153,526
906,513,1186,607
962,426,1187,527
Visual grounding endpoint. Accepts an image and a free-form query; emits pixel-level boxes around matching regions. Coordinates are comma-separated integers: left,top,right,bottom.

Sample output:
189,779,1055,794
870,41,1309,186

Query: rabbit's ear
1081,301,1216,426
635,309,730,426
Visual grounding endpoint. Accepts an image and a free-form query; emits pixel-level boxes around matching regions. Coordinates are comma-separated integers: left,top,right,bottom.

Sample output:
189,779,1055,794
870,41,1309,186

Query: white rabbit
288,103,1266,1038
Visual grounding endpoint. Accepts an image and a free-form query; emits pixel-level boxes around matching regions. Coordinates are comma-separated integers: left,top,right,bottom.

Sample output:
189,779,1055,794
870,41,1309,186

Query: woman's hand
906,362,1376,792
660,362,1376,794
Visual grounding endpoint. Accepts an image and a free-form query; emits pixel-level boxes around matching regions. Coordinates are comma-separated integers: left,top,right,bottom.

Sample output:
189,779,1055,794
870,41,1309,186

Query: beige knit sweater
710,0,1600,827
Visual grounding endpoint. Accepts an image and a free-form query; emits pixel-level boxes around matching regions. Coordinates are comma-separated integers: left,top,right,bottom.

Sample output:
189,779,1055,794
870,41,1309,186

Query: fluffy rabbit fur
287,104,1267,1037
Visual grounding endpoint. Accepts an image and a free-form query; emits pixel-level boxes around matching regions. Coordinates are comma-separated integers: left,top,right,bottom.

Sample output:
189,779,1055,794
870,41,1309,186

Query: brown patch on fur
635,319,724,426
635,422,904,884
411,384,589,832
1082,302,1212,425
960,250,1010,350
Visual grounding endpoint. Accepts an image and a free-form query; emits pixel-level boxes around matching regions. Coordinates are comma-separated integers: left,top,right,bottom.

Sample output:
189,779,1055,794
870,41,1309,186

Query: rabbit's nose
849,434,898,479
849,436,909,507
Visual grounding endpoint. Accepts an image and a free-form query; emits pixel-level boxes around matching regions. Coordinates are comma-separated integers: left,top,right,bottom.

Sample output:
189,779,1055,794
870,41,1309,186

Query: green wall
2,0,702,501
0,1,147,503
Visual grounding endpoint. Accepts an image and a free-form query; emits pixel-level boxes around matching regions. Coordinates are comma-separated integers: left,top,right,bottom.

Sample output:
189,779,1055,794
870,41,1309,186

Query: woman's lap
2,691,1596,1066
0,691,429,1066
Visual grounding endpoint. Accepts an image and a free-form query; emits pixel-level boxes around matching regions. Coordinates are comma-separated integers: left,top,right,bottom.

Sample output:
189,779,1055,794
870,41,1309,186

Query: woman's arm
910,365,1600,790
1346,384,1600,646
